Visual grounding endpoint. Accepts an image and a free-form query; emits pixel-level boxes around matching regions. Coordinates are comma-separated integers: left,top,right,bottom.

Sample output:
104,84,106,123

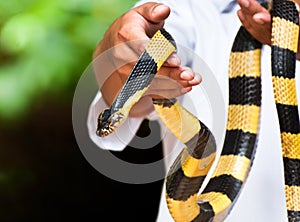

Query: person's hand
93,2,201,117
237,0,300,58
237,0,271,45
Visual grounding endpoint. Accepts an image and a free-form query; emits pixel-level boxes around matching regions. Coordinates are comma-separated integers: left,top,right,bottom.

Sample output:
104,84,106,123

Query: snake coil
96,0,300,221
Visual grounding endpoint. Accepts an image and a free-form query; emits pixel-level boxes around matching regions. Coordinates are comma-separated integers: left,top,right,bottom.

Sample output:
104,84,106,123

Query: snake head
96,108,125,137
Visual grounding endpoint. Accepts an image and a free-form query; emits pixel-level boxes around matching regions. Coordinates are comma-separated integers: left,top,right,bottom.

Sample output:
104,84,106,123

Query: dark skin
93,2,201,117
93,1,300,117
237,0,300,56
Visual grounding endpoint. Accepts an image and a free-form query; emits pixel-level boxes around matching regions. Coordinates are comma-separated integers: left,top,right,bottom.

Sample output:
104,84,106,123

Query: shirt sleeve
87,91,145,151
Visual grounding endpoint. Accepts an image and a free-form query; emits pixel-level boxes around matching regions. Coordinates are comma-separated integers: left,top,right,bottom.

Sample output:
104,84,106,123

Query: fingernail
241,0,249,8
181,87,192,94
253,14,265,24
180,69,193,79
153,4,168,15
166,54,181,66
189,73,201,84
181,88,188,94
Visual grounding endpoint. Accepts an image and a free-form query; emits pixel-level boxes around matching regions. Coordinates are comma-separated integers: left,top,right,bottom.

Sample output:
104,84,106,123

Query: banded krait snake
96,0,300,221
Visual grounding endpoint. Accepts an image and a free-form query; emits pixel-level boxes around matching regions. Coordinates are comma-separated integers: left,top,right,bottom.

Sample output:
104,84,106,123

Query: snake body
271,0,300,220
96,29,177,137
96,0,300,221
165,25,262,222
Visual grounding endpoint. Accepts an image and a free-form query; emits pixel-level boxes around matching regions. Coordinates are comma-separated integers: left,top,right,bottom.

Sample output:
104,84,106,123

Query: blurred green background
0,0,137,121
0,0,138,221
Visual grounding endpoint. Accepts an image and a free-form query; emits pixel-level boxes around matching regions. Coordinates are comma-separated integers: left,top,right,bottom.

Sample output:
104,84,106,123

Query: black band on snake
96,0,300,221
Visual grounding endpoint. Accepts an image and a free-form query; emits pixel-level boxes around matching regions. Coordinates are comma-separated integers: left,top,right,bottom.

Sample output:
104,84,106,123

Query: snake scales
96,0,300,221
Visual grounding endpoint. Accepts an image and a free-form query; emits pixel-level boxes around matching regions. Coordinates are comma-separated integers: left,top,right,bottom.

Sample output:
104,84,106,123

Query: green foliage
0,0,136,120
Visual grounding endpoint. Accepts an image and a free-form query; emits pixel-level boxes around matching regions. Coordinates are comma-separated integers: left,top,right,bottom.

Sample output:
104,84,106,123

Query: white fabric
87,0,300,221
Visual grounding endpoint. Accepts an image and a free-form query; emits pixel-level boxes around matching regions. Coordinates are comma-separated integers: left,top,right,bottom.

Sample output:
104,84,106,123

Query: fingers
146,66,202,98
123,2,171,50
237,0,271,45
134,2,170,23
252,12,271,24
94,2,170,60
106,2,171,65
239,0,260,11
178,67,202,86
164,53,181,67
122,7,171,59
129,65,201,116
238,0,270,24
133,2,171,37
94,1,195,108
160,66,201,88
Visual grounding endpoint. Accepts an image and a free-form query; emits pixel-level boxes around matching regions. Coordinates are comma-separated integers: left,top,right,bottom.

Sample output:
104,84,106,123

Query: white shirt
87,0,300,221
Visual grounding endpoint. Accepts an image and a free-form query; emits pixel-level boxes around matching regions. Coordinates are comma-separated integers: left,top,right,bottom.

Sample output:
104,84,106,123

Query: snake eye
97,109,111,127
96,110,125,137
100,109,111,122
96,109,113,137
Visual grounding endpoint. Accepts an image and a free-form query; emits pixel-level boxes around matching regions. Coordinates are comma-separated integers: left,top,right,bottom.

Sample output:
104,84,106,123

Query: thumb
133,2,171,36
134,2,170,23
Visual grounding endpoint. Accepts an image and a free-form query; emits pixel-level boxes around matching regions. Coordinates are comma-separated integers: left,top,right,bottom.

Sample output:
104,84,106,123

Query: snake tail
271,0,300,220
